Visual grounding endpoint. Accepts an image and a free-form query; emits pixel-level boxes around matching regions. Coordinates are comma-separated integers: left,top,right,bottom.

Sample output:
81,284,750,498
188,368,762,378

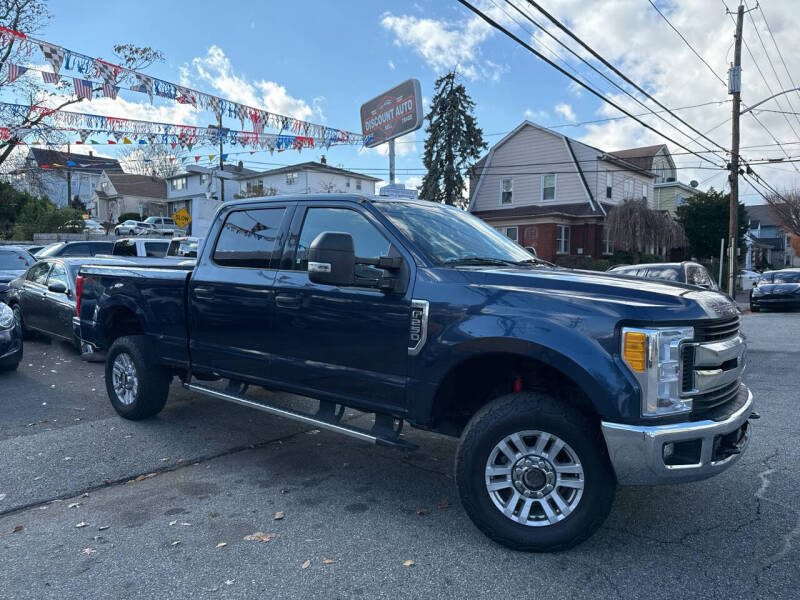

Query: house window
676,194,686,207
200,174,209,184
495,226,518,242
642,183,648,202
356,179,362,191
286,172,299,185
245,178,264,194
345,177,351,189
541,174,556,201
171,176,187,191
623,178,634,198
556,225,570,254
606,172,613,199
602,226,613,255
501,178,513,204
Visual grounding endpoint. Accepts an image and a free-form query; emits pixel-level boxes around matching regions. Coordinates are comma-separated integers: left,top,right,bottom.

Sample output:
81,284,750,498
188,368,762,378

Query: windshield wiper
445,257,517,266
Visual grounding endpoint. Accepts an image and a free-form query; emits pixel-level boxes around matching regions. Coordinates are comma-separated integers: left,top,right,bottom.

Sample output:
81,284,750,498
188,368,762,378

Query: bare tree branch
765,191,800,238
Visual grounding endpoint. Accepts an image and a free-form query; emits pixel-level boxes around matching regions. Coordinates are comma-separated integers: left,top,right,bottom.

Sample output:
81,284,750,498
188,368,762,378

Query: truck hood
456,266,739,321
753,282,800,295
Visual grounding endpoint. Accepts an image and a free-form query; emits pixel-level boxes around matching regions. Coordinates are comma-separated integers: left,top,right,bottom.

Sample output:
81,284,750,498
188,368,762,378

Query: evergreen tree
676,189,747,259
420,71,486,207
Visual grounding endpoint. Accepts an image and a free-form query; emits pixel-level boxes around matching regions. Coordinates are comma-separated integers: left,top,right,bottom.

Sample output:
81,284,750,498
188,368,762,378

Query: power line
756,2,800,130
646,0,727,88
495,0,728,163
519,0,730,159
455,0,726,169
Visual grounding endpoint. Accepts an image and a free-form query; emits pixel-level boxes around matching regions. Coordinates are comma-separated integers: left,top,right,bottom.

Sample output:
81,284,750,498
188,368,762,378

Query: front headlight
622,326,694,417
0,303,14,330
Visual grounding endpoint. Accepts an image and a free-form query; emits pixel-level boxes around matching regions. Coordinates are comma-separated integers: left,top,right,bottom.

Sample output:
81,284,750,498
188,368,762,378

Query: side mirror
308,232,355,286
48,281,68,294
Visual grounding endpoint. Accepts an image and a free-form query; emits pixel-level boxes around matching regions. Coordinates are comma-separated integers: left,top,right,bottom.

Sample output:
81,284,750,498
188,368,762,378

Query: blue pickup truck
76,194,755,551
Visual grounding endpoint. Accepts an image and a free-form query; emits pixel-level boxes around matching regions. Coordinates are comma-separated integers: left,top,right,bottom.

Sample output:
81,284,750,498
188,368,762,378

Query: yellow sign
172,208,192,228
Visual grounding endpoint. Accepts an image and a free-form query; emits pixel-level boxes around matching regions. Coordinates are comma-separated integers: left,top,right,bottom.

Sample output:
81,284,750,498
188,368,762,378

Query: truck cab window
295,207,391,271
213,208,286,268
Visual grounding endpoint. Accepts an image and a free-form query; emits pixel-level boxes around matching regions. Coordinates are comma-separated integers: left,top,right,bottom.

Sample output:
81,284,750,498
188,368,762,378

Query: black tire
11,303,30,339
105,335,170,420
455,392,616,552
749,302,760,312
0,360,19,373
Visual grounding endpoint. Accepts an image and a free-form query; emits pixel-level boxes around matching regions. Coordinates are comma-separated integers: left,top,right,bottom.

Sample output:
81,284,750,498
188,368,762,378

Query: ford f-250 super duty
76,194,756,551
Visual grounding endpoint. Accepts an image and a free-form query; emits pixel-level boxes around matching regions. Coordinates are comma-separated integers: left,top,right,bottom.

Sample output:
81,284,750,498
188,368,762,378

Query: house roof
746,203,782,227
169,163,260,179
248,161,382,182
472,202,608,220
607,144,667,172
29,148,122,173
105,173,167,199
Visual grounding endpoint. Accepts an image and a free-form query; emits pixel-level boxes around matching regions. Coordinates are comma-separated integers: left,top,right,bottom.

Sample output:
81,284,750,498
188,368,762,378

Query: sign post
361,79,423,188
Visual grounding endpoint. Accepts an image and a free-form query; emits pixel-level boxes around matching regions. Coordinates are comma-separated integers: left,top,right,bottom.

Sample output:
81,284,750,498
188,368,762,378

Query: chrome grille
692,380,741,415
693,317,740,343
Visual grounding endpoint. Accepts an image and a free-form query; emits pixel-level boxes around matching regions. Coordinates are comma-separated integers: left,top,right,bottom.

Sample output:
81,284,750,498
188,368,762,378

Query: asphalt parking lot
0,314,797,599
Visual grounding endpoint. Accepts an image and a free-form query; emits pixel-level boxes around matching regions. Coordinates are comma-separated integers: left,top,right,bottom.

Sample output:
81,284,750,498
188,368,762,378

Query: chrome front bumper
601,385,754,485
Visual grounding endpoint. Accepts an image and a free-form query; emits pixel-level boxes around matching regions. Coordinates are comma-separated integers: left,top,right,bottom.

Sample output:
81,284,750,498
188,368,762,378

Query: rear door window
213,208,286,268
113,240,138,256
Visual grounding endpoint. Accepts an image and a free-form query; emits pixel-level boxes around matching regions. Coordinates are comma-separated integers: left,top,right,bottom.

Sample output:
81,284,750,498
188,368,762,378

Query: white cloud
554,103,576,122
189,46,312,121
380,6,508,81
404,175,423,190
362,130,419,158
527,0,800,194
567,81,583,97
524,108,549,121
388,60,396,70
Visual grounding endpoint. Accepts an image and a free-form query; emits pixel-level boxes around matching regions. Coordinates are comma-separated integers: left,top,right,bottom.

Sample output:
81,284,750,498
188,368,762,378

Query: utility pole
388,138,396,185
218,112,225,202
727,2,744,297
66,142,72,208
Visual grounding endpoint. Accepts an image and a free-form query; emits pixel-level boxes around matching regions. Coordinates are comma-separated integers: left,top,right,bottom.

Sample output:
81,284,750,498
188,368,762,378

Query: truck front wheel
105,335,170,420
455,391,616,551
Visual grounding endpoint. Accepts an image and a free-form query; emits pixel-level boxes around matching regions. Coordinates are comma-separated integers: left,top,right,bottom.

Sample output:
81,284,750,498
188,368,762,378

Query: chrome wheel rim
485,430,584,527
112,353,138,406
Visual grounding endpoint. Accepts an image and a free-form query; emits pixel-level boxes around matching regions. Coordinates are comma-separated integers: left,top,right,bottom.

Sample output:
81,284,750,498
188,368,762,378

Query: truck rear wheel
105,335,170,420
455,391,616,552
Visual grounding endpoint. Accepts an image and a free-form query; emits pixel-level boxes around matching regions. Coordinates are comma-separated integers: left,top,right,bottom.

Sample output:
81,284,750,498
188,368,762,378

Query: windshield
374,201,534,266
35,243,65,258
113,240,138,256
0,250,36,270
771,272,800,283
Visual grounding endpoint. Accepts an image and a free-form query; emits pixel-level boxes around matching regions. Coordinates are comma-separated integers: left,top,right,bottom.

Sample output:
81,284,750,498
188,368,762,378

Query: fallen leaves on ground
403,560,415,567
323,558,335,564
301,560,311,569
98,526,110,531
280,488,290,494
68,503,79,509
416,509,429,516
274,511,284,520
216,542,227,548
13,525,23,533
170,540,180,546
437,500,450,509
75,522,87,528
169,520,177,526
81,548,95,556
243,532,276,543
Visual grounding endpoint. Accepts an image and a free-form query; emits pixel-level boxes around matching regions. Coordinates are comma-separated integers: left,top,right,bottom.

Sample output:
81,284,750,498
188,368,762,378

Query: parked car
23,245,46,256
83,219,105,233
0,246,38,304
144,216,183,237
167,237,203,258
749,268,800,312
5,257,135,349
111,238,170,258
607,261,718,290
114,220,155,236
738,269,761,291
57,219,87,233
34,241,114,259
0,301,22,372
77,194,754,552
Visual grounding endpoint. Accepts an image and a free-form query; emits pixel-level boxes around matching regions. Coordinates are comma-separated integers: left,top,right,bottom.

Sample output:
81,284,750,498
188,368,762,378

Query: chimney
237,160,243,172
320,155,327,165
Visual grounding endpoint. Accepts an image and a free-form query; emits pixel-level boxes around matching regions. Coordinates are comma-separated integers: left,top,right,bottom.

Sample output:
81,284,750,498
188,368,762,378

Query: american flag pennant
7,63,27,83
72,77,93,100
102,83,119,99
41,71,61,84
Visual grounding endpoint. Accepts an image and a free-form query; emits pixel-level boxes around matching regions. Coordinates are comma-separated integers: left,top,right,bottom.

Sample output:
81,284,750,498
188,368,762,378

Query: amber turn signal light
623,331,647,372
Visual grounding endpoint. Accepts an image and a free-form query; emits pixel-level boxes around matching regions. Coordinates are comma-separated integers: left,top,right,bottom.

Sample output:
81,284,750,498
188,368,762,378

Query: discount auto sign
360,79,423,148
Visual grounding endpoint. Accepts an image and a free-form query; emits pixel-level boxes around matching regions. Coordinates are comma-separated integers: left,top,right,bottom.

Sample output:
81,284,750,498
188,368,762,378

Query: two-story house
468,121,656,261
745,203,798,269
12,148,122,208
609,144,699,215
165,159,380,237
92,172,168,223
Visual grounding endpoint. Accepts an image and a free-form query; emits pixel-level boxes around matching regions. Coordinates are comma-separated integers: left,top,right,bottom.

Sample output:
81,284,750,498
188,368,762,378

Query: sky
13,0,800,203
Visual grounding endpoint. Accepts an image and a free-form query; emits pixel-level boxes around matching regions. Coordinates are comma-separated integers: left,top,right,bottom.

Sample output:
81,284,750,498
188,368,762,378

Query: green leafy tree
420,70,486,207
677,189,747,259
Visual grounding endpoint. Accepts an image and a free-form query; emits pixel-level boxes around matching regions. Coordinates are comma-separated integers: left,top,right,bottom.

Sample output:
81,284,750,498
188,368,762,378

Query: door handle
275,293,302,308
